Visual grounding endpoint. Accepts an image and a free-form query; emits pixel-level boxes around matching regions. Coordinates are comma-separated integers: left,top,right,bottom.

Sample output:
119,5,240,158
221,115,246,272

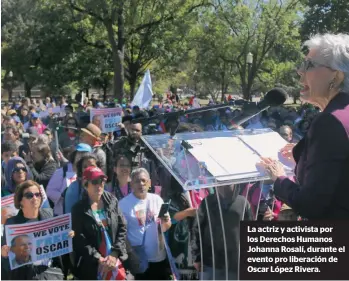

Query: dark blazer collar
324,92,349,113
14,208,53,223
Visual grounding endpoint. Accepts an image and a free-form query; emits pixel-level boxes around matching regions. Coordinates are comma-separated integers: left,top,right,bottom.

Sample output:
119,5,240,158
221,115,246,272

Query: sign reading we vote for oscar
5,214,72,269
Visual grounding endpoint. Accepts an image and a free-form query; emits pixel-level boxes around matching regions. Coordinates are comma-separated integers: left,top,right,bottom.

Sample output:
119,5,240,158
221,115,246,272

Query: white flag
131,70,153,109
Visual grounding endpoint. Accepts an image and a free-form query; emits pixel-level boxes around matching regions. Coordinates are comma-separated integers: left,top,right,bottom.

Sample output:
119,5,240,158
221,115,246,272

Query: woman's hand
259,157,286,182
280,143,296,163
68,230,75,238
22,151,32,163
117,123,125,129
99,255,117,274
263,208,276,221
1,245,10,258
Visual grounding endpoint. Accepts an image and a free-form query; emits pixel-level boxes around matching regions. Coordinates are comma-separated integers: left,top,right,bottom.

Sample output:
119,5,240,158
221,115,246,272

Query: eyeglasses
13,167,27,173
297,60,329,73
90,178,105,185
23,192,41,199
67,122,76,126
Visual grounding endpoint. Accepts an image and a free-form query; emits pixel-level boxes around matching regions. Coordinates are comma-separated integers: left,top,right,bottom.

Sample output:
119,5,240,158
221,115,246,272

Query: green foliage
301,0,349,40
2,0,307,101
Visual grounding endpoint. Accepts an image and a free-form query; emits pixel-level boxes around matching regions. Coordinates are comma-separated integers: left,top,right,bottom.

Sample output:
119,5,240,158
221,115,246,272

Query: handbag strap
141,199,151,246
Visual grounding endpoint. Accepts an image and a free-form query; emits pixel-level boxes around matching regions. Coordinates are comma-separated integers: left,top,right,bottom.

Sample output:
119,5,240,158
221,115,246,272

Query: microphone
229,88,287,127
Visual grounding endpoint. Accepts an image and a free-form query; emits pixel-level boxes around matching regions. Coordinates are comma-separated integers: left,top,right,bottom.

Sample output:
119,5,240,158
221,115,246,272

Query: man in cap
80,123,106,173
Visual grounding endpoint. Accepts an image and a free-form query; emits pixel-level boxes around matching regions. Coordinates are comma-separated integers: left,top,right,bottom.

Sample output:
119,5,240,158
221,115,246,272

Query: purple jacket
274,92,349,219
46,163,76,215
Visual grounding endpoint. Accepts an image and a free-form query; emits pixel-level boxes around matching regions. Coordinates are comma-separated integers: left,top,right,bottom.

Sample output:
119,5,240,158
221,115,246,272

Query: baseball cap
31,112,39,119
83,166,107,181
7,109,17,116
75,143,92,152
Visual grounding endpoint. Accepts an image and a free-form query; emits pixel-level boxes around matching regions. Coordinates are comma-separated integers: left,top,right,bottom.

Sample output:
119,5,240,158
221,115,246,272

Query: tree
2,0,44,97
2,0,82,97
301,0,349,40
212,0,303,100
123,0,205,99
68,0,125,100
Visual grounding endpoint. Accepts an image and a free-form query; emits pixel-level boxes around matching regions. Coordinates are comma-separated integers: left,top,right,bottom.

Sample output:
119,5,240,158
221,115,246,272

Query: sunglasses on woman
23,192,41,199
297,60,329,73
13,167,27,173
90,178,106,185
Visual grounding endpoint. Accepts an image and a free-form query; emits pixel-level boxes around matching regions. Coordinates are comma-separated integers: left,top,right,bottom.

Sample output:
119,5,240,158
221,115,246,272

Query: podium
142,128,295,191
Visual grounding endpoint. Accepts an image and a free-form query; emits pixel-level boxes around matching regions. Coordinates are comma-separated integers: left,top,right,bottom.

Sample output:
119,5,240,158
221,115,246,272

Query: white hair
304,33,349,92
130,168,150,181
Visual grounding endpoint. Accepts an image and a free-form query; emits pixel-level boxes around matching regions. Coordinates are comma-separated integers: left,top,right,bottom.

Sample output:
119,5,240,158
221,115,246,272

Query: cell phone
158,200,171,218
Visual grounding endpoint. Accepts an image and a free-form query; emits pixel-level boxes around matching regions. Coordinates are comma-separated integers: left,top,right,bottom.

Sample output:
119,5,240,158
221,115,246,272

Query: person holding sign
71,166,127,280
1,180,74,279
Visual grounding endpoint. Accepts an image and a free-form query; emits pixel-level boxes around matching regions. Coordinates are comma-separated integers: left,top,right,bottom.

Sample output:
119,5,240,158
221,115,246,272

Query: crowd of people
1,32,348,280
0,91,317,280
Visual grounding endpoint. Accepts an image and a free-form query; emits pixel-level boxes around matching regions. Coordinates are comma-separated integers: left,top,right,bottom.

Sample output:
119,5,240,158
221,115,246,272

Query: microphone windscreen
263,88,288,106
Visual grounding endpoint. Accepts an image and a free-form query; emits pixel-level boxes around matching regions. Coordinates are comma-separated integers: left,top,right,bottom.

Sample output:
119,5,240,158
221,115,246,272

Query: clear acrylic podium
142,129,295,191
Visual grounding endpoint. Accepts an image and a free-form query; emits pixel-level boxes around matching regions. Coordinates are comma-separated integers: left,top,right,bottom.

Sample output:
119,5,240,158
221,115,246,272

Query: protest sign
90,107,122,133
38,106,64,118
1,195,19,235
5,213,72,270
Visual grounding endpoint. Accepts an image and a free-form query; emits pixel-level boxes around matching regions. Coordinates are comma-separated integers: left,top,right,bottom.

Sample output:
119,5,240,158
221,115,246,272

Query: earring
329,79,335,90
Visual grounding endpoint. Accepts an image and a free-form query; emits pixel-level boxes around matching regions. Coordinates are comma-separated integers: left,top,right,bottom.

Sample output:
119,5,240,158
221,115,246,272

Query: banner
90,108,123,133
38,106,64,118
131,69,153,109
5,213,72,270
1,195,19,235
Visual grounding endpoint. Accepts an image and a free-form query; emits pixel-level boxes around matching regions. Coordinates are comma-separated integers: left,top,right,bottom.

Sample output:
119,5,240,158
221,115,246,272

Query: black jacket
28,159,58,189
191,190,253,273
274,92,349,219
71,191,127,280
1,208,54,280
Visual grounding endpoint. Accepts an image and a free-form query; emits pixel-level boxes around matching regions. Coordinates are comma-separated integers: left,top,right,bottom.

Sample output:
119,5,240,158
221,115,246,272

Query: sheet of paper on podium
186,132,295,182
187,137,263,181
238,131,296,171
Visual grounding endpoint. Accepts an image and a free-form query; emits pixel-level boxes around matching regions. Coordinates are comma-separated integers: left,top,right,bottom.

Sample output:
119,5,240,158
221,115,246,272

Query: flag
131,70,153,109
97,227,126,280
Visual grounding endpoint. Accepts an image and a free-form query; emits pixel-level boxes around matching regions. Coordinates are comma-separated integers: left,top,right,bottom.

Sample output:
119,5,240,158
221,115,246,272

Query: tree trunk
8,88,13,102
130,79,137,100
24,82,32,98
103,86,107,102
293,95,297,104
105,13,125,101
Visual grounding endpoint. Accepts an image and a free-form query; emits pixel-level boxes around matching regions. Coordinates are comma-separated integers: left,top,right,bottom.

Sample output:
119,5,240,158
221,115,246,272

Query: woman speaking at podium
260,33,349,220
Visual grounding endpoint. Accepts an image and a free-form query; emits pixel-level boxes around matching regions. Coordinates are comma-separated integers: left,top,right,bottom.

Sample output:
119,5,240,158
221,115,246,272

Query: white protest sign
38,106,64,118
5,213,72,270
90,107,123,133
